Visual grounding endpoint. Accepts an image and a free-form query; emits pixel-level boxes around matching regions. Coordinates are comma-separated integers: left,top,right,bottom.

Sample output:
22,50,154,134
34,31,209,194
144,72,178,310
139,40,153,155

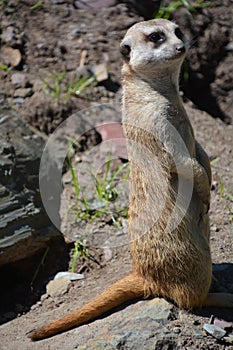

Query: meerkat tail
203,293,233,308
28,273,145,341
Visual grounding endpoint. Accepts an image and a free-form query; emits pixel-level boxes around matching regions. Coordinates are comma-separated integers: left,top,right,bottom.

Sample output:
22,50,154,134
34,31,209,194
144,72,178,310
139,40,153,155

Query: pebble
40,293,49,302
30,304,39,311
2,47,22,67
54,271,85,281
224,335,233,344
13,88,33,98
46,278,71,298
203,323,226,339
103,246,113,262
173,327,181,334
92,63,108,82
11,72,28,87
193,329,204,339
12,97,25,105
213,318,232,330
1,26,15,43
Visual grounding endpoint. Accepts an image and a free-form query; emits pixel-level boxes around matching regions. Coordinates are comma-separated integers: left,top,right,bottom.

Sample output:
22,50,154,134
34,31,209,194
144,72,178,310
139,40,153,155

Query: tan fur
29,19,233,341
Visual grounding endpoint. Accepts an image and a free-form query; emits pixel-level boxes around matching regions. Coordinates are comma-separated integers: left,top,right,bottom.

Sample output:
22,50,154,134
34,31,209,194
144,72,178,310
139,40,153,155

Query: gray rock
13,88,33,98
1,26,15,43
213,318,232,330
203,323,226,339
0,97,62,266
11,72,28,88
46,278,71,298
76,298,177,349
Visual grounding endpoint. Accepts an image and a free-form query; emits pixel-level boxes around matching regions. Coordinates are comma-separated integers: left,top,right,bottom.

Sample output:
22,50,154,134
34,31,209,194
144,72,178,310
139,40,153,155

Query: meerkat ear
120,42,131,62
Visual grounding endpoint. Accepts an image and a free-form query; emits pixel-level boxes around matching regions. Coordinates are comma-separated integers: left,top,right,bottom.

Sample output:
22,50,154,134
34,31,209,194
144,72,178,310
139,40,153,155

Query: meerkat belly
128,166,212,307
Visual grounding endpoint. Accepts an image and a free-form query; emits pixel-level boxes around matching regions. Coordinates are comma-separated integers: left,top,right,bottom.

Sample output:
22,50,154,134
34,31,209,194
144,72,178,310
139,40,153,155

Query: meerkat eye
175,28,184,41
147,31,166,44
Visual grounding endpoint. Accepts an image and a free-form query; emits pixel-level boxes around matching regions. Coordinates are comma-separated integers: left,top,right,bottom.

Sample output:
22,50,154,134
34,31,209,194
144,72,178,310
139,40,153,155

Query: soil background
0,1,232,349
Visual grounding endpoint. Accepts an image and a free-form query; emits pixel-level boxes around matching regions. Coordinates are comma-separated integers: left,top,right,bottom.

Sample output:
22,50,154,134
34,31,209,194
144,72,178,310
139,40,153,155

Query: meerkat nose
176,45,186,54
120,43,131,61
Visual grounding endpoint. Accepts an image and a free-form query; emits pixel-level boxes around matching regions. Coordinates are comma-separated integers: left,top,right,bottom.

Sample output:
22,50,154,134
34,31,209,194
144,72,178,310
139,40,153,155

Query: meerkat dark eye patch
120,44,131,61
175,28,184,42
147,31,166,44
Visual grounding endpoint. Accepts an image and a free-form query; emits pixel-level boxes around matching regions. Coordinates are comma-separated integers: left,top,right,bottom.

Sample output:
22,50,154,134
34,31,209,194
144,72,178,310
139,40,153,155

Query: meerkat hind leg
203,293,233,308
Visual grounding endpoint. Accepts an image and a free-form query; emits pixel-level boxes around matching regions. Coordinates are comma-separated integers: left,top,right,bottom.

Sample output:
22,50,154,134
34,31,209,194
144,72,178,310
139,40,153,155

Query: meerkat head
120,19,187,75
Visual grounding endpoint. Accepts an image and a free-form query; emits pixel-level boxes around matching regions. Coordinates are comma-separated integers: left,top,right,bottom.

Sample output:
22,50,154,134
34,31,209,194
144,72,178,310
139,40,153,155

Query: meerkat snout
176,45,186,54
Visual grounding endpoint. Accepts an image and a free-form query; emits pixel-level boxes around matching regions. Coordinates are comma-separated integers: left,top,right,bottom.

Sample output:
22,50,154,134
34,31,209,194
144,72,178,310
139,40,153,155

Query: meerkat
29,19,233,341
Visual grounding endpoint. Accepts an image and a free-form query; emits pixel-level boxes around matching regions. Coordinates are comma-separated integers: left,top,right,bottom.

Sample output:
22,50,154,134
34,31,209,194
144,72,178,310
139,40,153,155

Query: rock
11,72,28,88
173,326,181,334
1,26,15,43
224,335,233,344
203,324,226,339
103,246,113,261
92,63,108,82
96,122,127,159
213,318,232,330
193,329,204,339
0,97,62,266
54,271,85,281
2,47,22,68
76,298,177,349
13,88,33,98
46,279,71,298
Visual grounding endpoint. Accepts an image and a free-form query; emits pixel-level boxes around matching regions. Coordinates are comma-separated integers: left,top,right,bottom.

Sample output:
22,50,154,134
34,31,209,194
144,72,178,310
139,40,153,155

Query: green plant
156,0,211,19
217,177,233,221
65,141,129,225
41,70,66,101
0,64,9,71
66,75,97,98
31,0,45,11
0,0,7,10
210,156,220,165
93,156,129,203
30,246,50,290
40,70,97,101
70,239,89,272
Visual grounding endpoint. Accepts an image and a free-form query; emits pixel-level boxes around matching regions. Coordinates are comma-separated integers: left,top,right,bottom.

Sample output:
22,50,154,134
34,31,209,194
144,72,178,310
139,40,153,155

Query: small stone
13,88,33,98
96,123,127,159
46,278,71,298
2,47,22,67
40,293,49,302
1,26,15,43
173,327,181,334
54,271,85,281
103,246,113,262
30,304,38,311
213,318,232,330
224,335,233,344
12,97,25,105
203,324,226,339
92,63,108,82
193,329,204,339
11,72,28,88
